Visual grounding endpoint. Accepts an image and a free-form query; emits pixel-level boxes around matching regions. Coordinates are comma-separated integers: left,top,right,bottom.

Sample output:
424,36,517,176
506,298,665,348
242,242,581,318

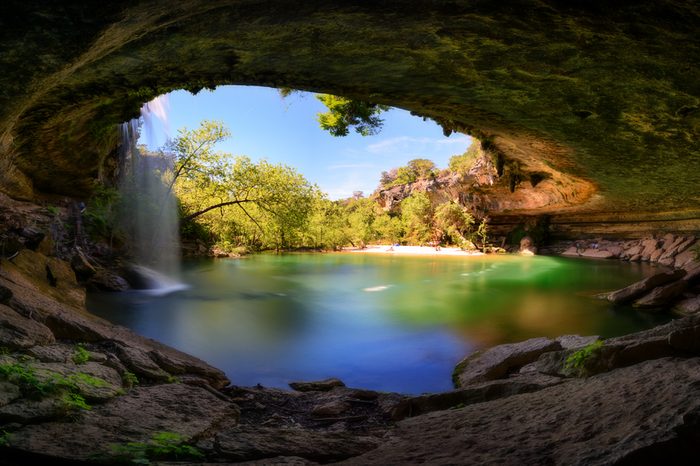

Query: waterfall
118,96,186,295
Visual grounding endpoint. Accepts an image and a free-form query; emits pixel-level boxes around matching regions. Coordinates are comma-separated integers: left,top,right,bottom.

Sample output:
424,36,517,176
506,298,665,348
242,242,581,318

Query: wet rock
605,269,686,304
0,303,55,349
9,383,239,462
453,337,561,387
344,358,700,466
633,280,688,310
289,378,346,392
561,246,579,256
673,296,700,316
215,426,379,463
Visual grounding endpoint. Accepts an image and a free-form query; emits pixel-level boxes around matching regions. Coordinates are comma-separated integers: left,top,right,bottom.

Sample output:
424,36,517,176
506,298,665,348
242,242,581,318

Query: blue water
87,254,669,394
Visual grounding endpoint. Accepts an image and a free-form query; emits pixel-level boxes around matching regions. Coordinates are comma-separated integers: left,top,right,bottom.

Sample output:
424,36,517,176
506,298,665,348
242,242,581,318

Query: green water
87,253,669,394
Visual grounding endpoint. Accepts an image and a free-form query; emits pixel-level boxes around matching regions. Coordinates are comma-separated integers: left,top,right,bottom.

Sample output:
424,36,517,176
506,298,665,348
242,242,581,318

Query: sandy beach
342,245,485,256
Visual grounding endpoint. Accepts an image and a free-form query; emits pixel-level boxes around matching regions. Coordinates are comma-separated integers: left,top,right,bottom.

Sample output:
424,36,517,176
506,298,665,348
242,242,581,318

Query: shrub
72,344,90,365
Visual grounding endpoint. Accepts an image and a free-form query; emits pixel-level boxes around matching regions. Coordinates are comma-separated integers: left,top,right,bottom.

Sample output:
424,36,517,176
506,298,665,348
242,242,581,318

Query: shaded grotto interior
0,0,698,227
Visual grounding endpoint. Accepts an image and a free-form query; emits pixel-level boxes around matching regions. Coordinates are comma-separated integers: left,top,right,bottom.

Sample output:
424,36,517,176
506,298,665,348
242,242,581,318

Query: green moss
109,431,204,464
564,340,604,377
72,344,90,365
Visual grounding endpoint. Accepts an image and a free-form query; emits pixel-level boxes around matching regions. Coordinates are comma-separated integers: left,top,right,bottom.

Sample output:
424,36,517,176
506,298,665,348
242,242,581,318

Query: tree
400,192,434,244
167,121,320,252
448,141,481,174
434,201,475,248
407,159,437,179
316,94,390,136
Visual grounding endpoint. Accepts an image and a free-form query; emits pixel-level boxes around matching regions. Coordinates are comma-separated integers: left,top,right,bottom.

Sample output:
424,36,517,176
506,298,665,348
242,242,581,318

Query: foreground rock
343,357,700,465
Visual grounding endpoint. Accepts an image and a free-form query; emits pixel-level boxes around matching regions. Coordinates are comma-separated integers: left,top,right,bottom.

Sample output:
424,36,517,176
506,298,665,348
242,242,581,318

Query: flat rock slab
606,269,686,304
8,383,240,462
674,296,700,316
289,378,346,392
0,303,54,349
215,426,379,463
342,357,700,465
453,337,561,387
633,280,688,309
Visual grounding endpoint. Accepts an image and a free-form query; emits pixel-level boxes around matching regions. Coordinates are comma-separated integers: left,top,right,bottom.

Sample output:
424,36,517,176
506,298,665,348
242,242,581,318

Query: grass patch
72,344,90,365
109,431,204,464
0,359,112,413
122,371,139,388
564,340,604,377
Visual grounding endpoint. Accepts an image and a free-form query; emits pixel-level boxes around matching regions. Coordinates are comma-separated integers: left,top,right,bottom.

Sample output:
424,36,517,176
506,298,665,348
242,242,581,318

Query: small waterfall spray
119,96,186,294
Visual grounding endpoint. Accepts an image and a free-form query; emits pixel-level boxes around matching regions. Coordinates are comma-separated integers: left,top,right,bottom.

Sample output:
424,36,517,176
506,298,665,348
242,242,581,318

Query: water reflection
88,254,670,394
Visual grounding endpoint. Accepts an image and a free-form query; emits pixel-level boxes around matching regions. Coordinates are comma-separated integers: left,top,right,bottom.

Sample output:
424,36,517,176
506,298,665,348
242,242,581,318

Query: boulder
561,246,579,257
0,303,55,349
580,249,614,259
640,238,659,260
519,236,537,255
113,344,170,382
289,378,346,392
659,236,695,261
649,248,663,262
673,296,700,316
453,337,561,387
674,249,697,268
633,280,688,310
87,269,130,292
605,269,686,304
311,400,351,417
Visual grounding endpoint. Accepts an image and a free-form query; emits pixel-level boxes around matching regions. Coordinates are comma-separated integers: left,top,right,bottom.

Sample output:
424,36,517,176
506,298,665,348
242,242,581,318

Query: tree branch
182,199,257,221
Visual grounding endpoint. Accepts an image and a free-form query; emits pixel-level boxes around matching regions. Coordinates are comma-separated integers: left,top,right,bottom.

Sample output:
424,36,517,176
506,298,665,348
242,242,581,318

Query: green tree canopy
316,94,390,137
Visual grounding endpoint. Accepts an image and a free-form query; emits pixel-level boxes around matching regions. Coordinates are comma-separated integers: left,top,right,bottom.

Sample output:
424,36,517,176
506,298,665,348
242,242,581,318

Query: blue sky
139,85,471,199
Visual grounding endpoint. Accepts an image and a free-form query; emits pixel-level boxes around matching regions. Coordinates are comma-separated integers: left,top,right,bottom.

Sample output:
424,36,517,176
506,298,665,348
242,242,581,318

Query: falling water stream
118,96,187,294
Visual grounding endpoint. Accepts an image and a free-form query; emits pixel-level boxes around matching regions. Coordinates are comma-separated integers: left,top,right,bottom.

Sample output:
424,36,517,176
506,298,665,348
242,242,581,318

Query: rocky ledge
552,234,700,315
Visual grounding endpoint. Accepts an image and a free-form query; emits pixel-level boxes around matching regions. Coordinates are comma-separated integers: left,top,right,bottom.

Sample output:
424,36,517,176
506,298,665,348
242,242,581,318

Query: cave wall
0,1,698,223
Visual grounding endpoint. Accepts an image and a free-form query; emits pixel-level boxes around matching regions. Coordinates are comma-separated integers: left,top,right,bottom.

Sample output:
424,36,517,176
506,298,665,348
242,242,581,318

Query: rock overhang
0,0,697,218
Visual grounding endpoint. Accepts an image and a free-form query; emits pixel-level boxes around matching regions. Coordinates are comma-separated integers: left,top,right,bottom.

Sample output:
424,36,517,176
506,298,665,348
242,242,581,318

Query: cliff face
0,1,698,224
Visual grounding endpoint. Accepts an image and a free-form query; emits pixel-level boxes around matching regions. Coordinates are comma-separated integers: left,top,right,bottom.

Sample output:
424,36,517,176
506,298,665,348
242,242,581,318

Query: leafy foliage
72,344,90,365
169,121,321,252
109,431,204,464
122,371,139,388
564,340,604,377
448,142,481,174
0,359,110,413
316,94,390,136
